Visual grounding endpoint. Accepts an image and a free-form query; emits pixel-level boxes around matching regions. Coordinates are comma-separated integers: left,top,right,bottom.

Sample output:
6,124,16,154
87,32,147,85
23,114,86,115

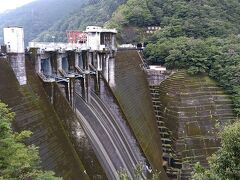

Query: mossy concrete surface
150,71,235,179
110,50,168,179
0,58,90,179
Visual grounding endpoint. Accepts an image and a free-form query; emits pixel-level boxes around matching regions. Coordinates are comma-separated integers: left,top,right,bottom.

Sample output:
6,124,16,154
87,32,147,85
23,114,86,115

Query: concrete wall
154,71,235,179
43,82,107,179
87,32,101,51
0,58,89,179
107,50,168,179
8,53,27,85
4,27,24,53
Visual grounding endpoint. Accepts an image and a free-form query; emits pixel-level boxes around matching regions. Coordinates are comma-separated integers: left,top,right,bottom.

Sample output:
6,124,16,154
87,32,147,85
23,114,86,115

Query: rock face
149,71,235,179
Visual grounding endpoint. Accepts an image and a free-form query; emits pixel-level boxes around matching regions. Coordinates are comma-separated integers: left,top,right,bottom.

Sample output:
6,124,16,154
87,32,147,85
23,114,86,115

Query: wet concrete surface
74,87,146,179
98,77,146,168
0,56,94,179
43,82,107,180
106,50,168,179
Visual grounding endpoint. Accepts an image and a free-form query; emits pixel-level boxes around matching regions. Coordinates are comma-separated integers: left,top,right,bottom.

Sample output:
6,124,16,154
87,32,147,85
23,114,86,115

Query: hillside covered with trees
106,0,240,42
103,0,240,117
0,0,87,43
35,0,126,42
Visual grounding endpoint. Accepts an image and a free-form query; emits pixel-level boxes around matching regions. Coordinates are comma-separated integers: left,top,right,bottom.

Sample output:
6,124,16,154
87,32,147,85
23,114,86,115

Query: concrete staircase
150,85,182,179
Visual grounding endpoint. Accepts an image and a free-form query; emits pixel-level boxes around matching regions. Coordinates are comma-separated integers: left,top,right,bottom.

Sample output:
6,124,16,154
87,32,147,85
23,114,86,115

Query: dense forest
134,0,240,115
106,0,240,41
105,0,240,116
0,0,87,43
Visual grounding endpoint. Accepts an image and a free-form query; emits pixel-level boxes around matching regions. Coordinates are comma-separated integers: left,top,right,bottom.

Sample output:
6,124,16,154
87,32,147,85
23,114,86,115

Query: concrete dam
0,55,104,179
0,27,235,180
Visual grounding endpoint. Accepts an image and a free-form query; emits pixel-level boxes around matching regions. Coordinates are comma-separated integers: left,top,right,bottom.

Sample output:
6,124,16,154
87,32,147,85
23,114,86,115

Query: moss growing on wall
0,59,90,179
108,50,168,179
152,71,235,179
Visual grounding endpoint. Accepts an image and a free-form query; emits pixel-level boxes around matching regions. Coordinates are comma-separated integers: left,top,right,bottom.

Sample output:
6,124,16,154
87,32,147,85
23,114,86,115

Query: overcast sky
0,0,36,13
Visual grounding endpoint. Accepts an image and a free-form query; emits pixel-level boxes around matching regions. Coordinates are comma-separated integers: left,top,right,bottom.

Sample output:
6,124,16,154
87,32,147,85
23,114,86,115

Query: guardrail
28,42,89,51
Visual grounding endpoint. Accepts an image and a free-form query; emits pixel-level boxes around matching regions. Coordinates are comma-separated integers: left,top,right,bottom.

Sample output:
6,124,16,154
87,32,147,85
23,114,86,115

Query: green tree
144,35,240,115
192,121,240,179
107,0,240,42
117,164,161,180
0,101,61,180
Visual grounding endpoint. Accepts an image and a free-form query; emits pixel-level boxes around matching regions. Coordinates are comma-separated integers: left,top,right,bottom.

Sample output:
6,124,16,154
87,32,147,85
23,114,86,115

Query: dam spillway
0,50,152,179
108,50,168,179
26,42,150,179
71,54,148,178
1,26,170,179
0,56,106,179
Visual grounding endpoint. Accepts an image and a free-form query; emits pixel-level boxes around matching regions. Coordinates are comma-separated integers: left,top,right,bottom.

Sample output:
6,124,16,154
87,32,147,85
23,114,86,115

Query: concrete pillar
92,51,97,67
83,51,88,71
57,53,62,76
97,53,102,71
68,51,75,72
104,54,109,82
39,53,52,76
50,52,57,75
75,52,79,68
62,78,74,106
102,54,106,78
69,77,75,108
95,70,100,95
112,34,116,49
36,54,41,73
109,57,115,87
62,56,69,73
111,34,116,58
78,52,84,70
8,53,27,86
82,74,90,102
87,51,92,71
102,54,110,82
